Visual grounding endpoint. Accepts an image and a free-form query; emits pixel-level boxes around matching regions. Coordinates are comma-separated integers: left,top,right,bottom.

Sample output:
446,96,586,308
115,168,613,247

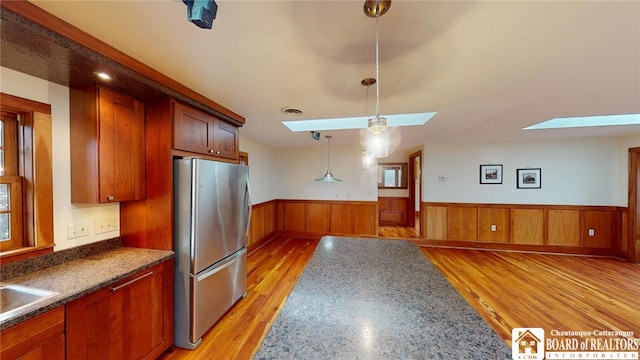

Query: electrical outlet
490,224,497,232
96,218,119,234
588,228,595,237
67,223,89,239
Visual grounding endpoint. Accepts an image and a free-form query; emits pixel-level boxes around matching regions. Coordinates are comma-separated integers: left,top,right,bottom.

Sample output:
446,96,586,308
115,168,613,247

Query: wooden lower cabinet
66,260,173,360
0,306,65,360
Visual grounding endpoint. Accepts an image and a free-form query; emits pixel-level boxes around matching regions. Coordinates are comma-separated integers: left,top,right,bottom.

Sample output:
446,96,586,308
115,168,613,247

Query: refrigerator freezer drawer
190,248,247,344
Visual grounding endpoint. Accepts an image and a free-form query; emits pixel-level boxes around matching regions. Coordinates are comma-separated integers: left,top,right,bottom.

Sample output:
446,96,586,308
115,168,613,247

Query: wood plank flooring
160,237,640,359
421,247,640,344
379,226,420,239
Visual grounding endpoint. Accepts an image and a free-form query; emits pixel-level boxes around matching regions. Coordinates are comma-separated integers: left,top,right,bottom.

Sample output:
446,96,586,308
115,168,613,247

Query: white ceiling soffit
282,112,437,132
525,114,640,130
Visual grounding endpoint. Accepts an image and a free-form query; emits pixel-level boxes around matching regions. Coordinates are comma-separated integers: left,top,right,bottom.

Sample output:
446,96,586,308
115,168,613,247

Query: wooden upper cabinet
173,101,214,154
70,85,145,203
173,101,239,160
213,118,239,160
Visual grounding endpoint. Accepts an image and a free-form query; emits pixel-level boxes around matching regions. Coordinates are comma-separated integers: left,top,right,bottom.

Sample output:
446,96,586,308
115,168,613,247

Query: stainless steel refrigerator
173,158,251,350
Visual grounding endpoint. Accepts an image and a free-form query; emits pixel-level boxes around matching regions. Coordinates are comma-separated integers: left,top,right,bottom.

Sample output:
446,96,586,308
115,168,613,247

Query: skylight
524,114,640,130
282,112,437,132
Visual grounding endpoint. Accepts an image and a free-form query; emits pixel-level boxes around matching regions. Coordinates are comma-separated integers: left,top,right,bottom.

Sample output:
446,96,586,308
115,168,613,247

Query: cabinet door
0,307,65,360
98,87,145,202
173,101,215,155
212,118,239,160
66,262,170,360
70,85,145,203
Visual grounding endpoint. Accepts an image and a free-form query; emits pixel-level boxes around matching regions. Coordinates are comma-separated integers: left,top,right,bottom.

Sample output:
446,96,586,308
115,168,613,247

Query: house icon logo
512,328,545,360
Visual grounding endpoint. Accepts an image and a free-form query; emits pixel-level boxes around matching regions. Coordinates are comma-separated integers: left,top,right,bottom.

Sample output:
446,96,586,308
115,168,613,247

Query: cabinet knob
216,150,221,155
107,195,114,201
209,149,214,153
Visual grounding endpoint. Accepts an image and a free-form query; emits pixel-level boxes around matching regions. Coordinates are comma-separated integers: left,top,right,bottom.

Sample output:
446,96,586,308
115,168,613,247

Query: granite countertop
0,245,174,330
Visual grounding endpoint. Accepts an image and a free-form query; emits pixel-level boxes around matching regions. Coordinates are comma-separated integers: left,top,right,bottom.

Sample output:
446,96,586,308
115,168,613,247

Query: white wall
423,136,638,206
1,67,120,251
239,135,279,204
274,144,378,201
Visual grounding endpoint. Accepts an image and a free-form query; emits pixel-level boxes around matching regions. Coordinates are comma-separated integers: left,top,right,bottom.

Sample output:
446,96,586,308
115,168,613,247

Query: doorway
629,147,639,263
408,150,423,238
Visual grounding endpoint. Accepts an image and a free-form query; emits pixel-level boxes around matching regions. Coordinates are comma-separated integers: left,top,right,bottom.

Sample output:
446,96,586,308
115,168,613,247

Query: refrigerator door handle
195,248,246,281
245,180,252,237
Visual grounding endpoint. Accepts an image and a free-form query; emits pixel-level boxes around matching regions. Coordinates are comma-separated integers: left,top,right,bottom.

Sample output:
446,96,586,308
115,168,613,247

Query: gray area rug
254,236,512,360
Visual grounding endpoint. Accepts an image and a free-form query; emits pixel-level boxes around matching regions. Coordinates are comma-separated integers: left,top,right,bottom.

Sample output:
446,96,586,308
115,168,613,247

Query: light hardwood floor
160,237,639,359
379,226,420,239
420,247,640,344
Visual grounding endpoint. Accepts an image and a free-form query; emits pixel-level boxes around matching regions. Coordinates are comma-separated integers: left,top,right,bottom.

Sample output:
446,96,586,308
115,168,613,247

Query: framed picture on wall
517,168,542,189
479,164,503,184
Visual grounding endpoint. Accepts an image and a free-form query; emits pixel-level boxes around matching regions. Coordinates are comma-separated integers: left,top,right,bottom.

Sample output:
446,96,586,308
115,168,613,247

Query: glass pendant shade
366,116,388,158
362,150,377,169
315,170,342,182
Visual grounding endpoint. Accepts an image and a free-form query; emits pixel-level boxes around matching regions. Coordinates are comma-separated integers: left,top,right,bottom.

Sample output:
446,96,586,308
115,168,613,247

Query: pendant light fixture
315,135,343,182
362,149,377,169
361,77,378,169
365,0,390,158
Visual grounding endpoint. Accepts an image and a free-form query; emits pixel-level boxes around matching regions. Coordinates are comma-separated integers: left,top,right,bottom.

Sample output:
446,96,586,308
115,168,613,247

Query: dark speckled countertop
0,239,174,330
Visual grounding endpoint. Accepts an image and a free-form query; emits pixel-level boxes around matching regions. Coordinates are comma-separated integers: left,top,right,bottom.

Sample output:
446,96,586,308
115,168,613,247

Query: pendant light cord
327,136,332,171
375,15,380,118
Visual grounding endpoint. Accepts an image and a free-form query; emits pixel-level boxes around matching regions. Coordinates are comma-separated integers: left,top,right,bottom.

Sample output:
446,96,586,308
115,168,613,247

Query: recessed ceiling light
524,113,640,130
95,72,111,81
282,112,437,132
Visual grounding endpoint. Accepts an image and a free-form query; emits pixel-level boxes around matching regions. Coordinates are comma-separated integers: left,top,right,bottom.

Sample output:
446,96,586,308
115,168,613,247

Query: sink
0,284,57,322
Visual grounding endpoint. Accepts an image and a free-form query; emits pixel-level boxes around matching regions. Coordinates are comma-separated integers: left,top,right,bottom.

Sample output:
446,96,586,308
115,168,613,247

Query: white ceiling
31,0,640,152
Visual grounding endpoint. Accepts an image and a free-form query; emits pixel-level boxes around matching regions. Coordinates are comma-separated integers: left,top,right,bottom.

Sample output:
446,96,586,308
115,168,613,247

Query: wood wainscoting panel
378,197,409,226
276,200,377,237
510,208,544,245
305,203,329,234
249,205,265,246
424,205,447,240
422,202,627,257
276,201,285,232
547,209,581,246
620,211,628,252
477,208,509,243
352,203,378,236
330,203,352,234
264,202,276,236
284,202,306,233
248,201,277,251
447,206,478,241
582,210,613,248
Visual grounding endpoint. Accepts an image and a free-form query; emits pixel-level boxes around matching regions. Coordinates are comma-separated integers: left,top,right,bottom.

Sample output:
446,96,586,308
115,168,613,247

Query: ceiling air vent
281,107,304,116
